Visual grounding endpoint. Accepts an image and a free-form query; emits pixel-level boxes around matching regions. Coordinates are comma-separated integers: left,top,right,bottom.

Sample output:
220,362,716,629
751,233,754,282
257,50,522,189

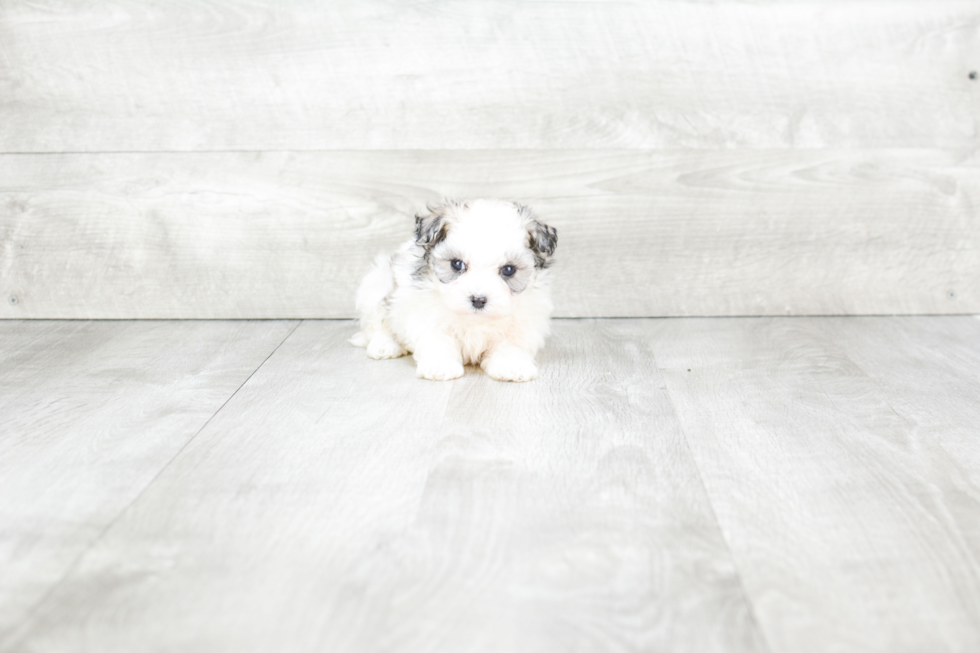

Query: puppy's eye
451,259,465,272
501,265,516,278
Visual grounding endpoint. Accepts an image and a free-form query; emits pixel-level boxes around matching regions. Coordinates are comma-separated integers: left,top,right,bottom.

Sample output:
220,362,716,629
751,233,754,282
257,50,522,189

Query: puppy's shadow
460,364,488,379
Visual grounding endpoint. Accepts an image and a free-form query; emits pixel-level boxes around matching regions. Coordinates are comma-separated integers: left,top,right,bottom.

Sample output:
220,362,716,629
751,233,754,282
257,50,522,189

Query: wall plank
2,150,977,318
1,0,977,152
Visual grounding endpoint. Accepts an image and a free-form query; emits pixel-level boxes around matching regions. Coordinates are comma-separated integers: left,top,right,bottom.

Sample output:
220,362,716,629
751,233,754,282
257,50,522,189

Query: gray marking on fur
514,203,558,268
429,244,467,284
499,251,537,294
415,199,467,249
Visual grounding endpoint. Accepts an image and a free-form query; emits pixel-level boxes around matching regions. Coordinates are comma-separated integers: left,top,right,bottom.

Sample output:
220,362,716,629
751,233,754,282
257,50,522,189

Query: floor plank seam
0,320,304,652
657,370,776,653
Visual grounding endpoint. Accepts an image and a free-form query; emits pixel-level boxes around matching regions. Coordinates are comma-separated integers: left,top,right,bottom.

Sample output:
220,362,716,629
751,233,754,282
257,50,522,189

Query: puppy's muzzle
470,295,487,310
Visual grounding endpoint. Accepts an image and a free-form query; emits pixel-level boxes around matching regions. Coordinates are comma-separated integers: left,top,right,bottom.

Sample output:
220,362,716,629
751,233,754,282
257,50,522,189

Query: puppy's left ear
517,204,557,268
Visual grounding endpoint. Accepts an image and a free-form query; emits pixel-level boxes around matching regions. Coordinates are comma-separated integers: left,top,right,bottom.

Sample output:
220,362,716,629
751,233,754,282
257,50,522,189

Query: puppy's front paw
366,333,406,360
415,358,465,381
482,350,538,382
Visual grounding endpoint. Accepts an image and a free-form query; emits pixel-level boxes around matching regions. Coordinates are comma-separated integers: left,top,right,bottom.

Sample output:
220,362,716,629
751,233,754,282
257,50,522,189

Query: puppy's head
414,199,557,317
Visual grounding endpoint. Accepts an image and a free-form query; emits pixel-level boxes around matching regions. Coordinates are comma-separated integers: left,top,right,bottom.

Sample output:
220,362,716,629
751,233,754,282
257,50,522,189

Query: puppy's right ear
415,210,444,248
415,200,461,248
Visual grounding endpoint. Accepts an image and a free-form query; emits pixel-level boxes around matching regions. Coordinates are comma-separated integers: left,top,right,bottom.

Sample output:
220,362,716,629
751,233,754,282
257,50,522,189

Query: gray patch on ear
515,204,558,269
414,211,446,248
415,199,466,249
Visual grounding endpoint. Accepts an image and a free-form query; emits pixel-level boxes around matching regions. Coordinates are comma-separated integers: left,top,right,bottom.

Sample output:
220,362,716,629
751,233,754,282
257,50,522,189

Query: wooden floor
1,317,979,653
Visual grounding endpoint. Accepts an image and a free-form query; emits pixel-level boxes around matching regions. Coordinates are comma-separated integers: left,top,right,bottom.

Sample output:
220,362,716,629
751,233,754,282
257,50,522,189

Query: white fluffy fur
351,199,557,382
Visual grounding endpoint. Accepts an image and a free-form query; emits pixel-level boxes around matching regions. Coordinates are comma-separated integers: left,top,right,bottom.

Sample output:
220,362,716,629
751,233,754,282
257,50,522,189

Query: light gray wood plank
651,317,980,653
4,320,767,653
1,1,977,152
825,316,980,531
2,149,977,319
0,319,297,644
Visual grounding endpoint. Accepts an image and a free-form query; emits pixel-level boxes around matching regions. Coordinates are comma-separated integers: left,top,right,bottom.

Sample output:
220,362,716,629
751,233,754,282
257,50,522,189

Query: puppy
351,199,557,382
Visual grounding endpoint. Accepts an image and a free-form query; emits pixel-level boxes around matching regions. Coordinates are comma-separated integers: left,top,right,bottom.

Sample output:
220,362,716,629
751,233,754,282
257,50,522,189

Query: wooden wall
1,1,978,318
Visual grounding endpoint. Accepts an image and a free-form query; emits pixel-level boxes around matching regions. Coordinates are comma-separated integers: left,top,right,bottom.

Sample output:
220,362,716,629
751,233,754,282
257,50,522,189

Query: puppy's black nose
470,295,487,310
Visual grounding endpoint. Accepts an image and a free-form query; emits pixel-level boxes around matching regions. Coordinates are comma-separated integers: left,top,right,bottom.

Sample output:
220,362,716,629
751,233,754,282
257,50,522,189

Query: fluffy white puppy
351,199,558,382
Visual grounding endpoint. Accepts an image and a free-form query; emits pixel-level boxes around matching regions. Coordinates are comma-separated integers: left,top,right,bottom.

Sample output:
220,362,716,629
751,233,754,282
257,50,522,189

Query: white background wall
1,0,978,318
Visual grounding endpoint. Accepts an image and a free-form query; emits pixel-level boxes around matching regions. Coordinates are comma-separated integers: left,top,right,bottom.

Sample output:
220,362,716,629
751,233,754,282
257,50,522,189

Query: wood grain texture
1,1,977,152
2,149,977,319
651,317,980,653
3,320,767,653
825,316,980,549
0,319,297,645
